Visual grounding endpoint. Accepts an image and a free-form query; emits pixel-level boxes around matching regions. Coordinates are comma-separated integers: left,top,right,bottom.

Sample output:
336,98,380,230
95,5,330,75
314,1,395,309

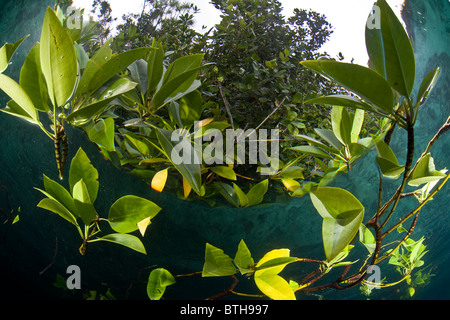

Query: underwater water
0,0,448,300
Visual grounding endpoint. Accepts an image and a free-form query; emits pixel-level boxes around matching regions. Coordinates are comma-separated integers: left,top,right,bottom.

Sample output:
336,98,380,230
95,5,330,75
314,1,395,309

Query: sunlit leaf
108,195,161,234
151,168,168,193
310,187,365,262
40,7,77,107
202,243,237,277
147,268,176,300
95,233,146,255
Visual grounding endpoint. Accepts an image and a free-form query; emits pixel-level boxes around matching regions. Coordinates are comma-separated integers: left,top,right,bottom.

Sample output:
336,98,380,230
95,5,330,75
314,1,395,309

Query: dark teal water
0,0,448,300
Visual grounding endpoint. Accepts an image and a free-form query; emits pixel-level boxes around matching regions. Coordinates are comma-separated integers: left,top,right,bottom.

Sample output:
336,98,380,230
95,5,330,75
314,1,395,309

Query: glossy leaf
331,106,352,146
37,197,79,227
216,182,240,207
108,195,161,234
146,41,164,96
75,38,113,96
234,240,254,275
72,179,98,225
0,35,29,73
359,224,376,254
232,183,248,207
76,46,152,97
375,139,405,179
246,179,269,207
350,109,365,144
202,243,237,277
416,67,440,107
306,95,390,117
408,153,446,186
310,187,365,262
19,43,50,112
366,0,415,96
67,78,138,125
147,268,176,300
137,217,151,237
254,249,295,300
87,117,116,152
151,168,168,193
69,148,99,203
0,74,39,123
95,233,146,255
290,145,332,159
155,128,202,195
210,166,237,181
42,174,77,215
40,7,77,107
254,273,295,300
182,177,192,198
301,60,394,113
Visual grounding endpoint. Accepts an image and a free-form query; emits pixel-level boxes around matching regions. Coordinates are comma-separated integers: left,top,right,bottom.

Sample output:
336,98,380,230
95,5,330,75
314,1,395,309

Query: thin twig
217,81,234,130
39,237,58,275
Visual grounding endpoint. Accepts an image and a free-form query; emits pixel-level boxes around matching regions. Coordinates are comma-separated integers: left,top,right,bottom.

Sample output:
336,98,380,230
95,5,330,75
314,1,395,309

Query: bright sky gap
72,0,405,66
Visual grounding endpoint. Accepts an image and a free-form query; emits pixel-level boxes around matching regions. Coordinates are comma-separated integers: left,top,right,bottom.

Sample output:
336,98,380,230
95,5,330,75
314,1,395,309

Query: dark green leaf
301,60,394,113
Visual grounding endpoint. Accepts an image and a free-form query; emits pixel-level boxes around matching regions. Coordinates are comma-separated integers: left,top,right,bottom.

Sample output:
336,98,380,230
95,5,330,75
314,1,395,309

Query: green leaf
366,0,415,96
408,153,446,186
246,179,269,207
331,106,352,146
72,179,98,225
108,195,161,234
232,183,249,207
37,197,79,227
87,117,116,152
0,74,39,123
19,43,50,112
151,68,203,110
77,46,152,97
67,78,138,125
0,35,29,73
215,182,240,207
375,139,405,179
202,243,237,277
350,109,365,144
314,128,344,150
359,224,376,254
234,239,254,275
147,268,176,300
155,128,202,195
40,7,77,107
69,148,99,203
254,249,295,300
163,54,204,84
128,59,148,94
42,174,77,215
290,145,332,159
301,60,394,113
310,187,365,262
416,67,440,107
95,233,146,254
254,273,296,300
147,41,164,96
75,38,113,96
256,257,298,272
306,95,390,117
210,166,237,181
